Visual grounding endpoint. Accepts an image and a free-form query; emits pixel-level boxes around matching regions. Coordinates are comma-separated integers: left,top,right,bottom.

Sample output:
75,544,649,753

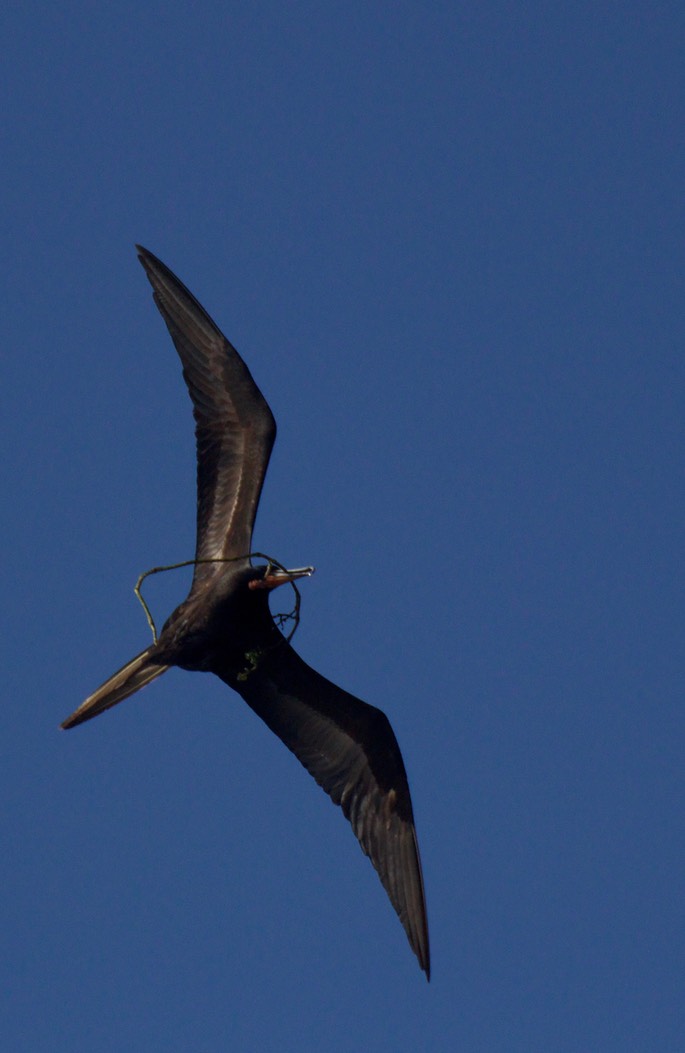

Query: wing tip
418,932,431,981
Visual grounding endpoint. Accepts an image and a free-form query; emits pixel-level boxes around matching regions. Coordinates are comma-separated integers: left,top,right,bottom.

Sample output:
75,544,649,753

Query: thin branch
133,552,304,645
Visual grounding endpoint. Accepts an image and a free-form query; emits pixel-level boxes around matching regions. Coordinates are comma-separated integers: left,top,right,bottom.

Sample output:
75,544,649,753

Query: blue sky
3,2,684,1049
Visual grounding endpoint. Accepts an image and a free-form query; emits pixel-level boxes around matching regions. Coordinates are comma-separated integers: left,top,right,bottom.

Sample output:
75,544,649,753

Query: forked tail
61,647,169,729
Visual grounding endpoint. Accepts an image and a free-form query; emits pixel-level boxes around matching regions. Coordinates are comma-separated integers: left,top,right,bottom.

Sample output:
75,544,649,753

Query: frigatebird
62,247,430,978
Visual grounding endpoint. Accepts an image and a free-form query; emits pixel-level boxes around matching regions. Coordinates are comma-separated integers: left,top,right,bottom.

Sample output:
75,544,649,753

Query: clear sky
3,2,683,1050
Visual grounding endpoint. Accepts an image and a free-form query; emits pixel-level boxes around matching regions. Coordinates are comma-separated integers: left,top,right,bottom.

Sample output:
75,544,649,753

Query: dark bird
62,246,430,978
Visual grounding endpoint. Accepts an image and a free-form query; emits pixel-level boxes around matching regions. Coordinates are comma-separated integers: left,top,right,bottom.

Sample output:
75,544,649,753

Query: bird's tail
61,647,169,729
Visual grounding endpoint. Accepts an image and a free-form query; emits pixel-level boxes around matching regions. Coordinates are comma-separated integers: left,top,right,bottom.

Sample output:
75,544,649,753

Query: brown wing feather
136,247,276,580
222,644,431,978
61,647,168,729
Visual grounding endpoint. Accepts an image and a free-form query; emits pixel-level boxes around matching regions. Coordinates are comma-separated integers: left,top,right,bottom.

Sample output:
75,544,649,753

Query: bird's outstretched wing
136,247,276,581
222,644,430,978
61,647,169,729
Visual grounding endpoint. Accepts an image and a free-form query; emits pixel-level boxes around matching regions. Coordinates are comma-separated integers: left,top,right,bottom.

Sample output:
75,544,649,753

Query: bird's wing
225,644,430,978
61,647,169,729
136,247,276,582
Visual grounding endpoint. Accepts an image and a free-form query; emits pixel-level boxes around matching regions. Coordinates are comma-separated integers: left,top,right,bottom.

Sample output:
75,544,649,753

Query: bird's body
62,247,430,978
157,564,269,674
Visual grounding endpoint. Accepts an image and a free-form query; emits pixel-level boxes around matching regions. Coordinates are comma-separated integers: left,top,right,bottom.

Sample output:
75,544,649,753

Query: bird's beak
249,566,315,591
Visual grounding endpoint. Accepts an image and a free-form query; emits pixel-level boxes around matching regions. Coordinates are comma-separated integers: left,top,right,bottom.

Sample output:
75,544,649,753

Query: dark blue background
3,3,683,1049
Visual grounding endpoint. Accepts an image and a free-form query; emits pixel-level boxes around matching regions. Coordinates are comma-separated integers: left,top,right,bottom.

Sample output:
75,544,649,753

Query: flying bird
62,246,430,978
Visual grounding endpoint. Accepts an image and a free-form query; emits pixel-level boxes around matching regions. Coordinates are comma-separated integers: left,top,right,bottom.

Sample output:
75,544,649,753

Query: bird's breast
157,597,278,679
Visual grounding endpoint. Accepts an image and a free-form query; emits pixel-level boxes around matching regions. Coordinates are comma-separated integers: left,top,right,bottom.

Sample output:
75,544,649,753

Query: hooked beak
249,566,315,591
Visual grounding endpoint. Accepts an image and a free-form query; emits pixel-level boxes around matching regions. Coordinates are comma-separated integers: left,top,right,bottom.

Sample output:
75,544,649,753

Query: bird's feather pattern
223,643,430,977
136,248,276,579
61,648,168,729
